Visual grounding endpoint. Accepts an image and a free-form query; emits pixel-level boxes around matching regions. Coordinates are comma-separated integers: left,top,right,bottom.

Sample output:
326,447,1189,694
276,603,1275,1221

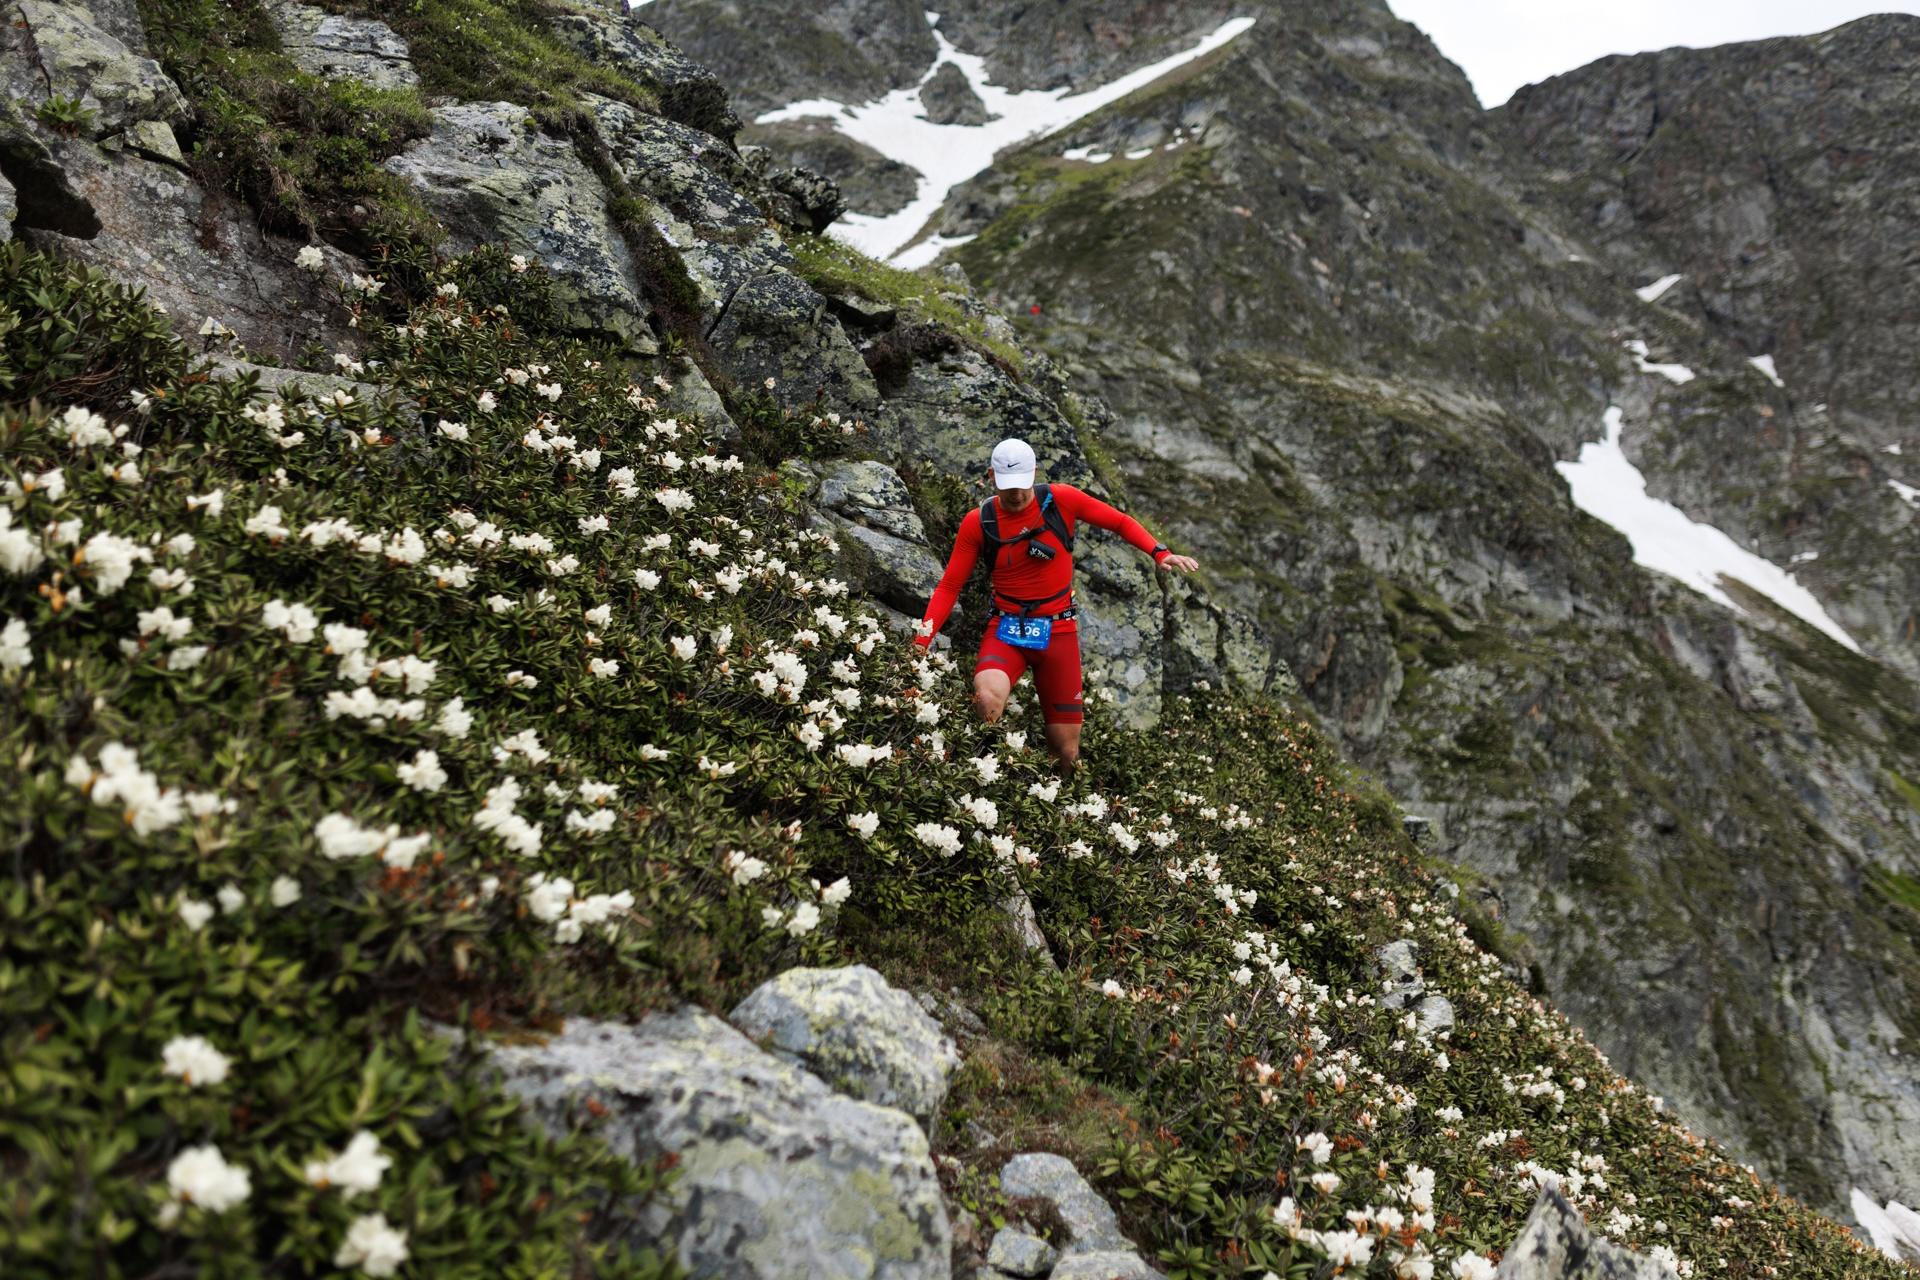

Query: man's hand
1158,553,1200,573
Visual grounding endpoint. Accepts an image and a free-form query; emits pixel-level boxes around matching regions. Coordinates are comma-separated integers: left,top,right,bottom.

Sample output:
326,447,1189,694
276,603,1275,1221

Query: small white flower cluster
314,813,432,870
525,872,635,943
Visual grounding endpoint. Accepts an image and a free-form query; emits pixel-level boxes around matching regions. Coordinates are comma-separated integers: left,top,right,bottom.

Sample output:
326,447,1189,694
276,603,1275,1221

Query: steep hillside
641,0,1920,1214
1,0,1917,1276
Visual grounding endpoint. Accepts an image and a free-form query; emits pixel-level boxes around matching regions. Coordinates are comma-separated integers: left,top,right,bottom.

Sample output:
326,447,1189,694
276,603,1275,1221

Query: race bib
996,614,1053,650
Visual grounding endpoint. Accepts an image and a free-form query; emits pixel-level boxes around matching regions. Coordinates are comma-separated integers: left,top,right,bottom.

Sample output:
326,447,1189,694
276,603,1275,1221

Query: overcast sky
1387,0,1920,107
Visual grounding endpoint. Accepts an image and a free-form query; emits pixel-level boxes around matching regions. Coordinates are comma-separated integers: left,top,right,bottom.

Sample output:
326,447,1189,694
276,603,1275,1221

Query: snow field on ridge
756,12,1258,263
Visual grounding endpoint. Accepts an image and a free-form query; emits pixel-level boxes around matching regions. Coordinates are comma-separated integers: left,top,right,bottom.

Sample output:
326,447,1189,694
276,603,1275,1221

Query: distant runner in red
914,438,1199,770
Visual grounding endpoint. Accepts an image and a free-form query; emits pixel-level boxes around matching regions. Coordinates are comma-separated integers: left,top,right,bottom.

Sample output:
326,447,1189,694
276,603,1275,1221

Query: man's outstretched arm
914,511,983,648
1057,486,1199,572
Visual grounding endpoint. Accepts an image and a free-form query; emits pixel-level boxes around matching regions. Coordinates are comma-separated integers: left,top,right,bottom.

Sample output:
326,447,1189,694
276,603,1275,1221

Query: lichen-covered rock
264,1,418,89
384,101,654,351
121,118,181,165
1048,1251,1167,1280
708,269,880,410
744,118,920,217
764,164,846,233
208,356,396,411
1496,1188,1679,1279
0,168,13,241
24,137,353,360
484,1009,950,1280
1000,889,1054,965
814,459,927,540
730,965,960,1128
919,60,993,125
549,0,741,141
0,96,99,238
985,1228,1056,1277
1375,940,1423,1010
998,1153,1131,1256
14,0,186,135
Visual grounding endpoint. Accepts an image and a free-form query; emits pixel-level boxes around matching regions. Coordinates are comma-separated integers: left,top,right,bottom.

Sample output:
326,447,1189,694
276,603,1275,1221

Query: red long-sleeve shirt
916,485,1167,646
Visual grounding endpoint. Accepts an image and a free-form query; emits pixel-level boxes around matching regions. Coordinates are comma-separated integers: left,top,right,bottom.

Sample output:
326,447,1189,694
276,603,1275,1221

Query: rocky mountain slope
644,0,1920,1216
1,0,1916,1275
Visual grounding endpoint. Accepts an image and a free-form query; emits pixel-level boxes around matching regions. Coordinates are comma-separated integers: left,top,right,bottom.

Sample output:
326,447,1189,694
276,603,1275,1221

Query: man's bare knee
974,689,1006,722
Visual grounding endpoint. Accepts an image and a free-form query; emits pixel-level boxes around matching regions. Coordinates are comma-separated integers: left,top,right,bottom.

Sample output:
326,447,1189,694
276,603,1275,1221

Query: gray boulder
588,98,876,409
549,0,741,141
919,61,992,126
998,1153,1131,1256
13,0,186,136
1496,1188,1679,1279
730,964,960,1129
743,118,920,217
709,269,880,410
764,164,846,233
384,101,654,351
23,134,355,360
1049,1252,1167,1280
985,1229,1056,1277
805,459,945,615
0,168,12,241
0,95,100,238
1375,939,1423,1009
485,1009,950,1280
816,459,927,541
265,1,418,89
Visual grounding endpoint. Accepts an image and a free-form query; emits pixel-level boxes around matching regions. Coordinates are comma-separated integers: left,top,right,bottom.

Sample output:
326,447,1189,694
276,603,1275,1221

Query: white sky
1387,1,1920,107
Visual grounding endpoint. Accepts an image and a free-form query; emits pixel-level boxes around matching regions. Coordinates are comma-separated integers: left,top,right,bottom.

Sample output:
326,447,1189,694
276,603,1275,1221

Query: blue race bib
996,614,1053,650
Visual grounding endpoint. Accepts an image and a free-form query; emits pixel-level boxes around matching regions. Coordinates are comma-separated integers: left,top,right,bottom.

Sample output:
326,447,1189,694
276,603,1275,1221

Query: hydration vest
978,485,1077,617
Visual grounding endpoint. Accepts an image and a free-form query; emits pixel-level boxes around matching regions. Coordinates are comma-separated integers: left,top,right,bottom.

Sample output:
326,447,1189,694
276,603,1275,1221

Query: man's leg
973,667,1012,723
973,632,1027,724
1044,720,1082,771
1034,627,1084,772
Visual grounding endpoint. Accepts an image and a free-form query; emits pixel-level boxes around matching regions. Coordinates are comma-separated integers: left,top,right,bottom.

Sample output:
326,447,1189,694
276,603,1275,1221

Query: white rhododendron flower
305,1131,391,1199
161,1035,232,1086
846,811,879,841
912,822,961,856
166,1145,250,1212
1450,1256,1497,1280
271,876,302,907
397,749,448,794
334,1212,409,1277
0,617,30,671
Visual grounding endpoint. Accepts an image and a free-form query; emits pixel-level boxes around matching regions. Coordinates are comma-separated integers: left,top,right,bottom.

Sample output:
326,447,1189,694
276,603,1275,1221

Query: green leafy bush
0,251,1900,1280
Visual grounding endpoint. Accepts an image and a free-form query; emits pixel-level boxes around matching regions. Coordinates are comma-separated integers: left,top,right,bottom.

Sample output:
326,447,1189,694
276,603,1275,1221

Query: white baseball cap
990,437,1037,489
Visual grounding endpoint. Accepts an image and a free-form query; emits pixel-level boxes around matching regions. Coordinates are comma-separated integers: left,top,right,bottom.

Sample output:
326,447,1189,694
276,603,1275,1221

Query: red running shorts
975,625,1084,724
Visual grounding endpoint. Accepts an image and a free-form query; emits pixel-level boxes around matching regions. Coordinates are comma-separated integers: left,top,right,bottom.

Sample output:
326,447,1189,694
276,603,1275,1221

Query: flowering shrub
0,249,1901,1279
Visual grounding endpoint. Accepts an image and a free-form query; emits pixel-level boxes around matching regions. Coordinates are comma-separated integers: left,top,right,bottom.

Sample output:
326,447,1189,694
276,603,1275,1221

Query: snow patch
1851,1190,1920,1264
1891,479,1919,508
892,232,977,271
1635,273,1683,303
757,15,1259,261
1748,354,1784,388
1557,407,1862,653
1884,442,1904,456
1124,146,1154,159
1624,339,1696,385
1061,145,1113,163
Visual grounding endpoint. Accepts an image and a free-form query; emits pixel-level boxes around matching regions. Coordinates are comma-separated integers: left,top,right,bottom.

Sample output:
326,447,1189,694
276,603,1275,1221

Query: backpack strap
1036,484,1076,554
978,497,1002,553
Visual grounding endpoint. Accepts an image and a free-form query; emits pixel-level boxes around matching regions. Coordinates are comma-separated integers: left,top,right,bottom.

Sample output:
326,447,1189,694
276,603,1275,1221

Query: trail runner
913,438,1199,769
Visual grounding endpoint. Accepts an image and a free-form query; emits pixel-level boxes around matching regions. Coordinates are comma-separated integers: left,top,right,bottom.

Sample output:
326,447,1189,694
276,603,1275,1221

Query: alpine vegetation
0,245,1903,1277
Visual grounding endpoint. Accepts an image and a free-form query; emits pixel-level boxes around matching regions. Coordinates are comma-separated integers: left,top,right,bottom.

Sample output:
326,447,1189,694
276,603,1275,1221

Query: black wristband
1151,543,1170,557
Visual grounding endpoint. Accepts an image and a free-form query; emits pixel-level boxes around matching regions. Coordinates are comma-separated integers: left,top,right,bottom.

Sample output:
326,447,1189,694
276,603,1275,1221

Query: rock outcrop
384,101,655,349
730,964,960,1129
1497,1189,1684,1280
998,1153,1160,1277
265,1,418,89
484,1008,951,1280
